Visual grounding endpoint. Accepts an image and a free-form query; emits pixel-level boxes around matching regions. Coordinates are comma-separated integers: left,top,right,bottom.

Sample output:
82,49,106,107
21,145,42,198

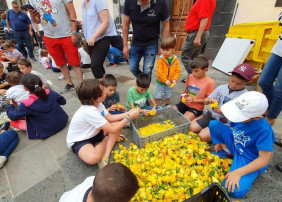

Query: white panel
212,38,255,75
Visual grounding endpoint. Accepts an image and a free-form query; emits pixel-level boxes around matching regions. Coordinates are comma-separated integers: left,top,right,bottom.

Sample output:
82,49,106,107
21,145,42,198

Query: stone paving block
9,131,41,157
240,176,282,202
43,121,71,159
58,151,98,186
0,169,10,198
13,170,74,202
1,192,12,202
5,143,60,197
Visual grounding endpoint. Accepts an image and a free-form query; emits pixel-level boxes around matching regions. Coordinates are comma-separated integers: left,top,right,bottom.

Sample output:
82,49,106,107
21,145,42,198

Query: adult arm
162,20,170,39
88,9,109,46
6,16,12,34
29,24,33,36
194,18,208,46
6,103,29,121
29,8,41,24
122,15,130,59
34,24,40,37
224,150,272,193
65,1,78,45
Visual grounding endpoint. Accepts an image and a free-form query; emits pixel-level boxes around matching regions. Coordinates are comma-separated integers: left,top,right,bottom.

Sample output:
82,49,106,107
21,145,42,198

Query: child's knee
190,121,200,133
198,131,210,142
80,153,101,165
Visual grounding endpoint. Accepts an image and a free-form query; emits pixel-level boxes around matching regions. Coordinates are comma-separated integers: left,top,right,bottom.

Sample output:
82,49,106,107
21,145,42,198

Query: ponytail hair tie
34,85,39,88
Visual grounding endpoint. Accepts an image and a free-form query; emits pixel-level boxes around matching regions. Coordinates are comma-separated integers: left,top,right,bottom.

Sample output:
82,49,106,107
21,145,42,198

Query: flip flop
274,138,282,147
116,134,126,143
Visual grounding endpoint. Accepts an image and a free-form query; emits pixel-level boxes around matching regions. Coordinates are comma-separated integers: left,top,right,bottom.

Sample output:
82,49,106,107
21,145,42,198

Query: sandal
274,138,282,147
116,134,126,143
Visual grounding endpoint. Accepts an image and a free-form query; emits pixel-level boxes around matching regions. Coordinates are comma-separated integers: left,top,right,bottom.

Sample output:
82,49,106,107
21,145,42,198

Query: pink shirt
185,74,215,111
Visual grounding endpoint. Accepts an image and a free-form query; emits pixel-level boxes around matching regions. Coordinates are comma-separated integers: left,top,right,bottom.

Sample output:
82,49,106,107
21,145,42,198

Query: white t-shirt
6,85,30,105
78,47,91,65
59,176,94,202
67,104,109,148
41,57,50,69
31,70,48,84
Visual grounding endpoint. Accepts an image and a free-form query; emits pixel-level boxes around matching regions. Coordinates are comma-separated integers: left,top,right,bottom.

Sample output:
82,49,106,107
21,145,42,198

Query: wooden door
171,0,194,55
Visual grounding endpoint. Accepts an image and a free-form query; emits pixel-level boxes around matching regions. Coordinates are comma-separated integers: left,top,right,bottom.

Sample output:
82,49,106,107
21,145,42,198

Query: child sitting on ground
127,73,159,116
6,74,68,139
6,71,30,106
1,42,24,63
78,38,91,69
59,163,139,202
174,55,214,121
66,79,139,168
0,62,9,95
190,63,255,142
102,74,126,114
40,49,51,69
17,59,50,88
155,34,181,106
209,91,274,198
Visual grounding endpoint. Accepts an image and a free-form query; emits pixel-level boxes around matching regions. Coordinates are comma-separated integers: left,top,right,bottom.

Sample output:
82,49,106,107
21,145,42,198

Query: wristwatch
71,31,78,35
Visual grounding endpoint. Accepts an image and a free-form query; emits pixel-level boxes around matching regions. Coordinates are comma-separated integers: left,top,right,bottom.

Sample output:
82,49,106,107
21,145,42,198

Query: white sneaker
0,156,7,168
58,74,65,80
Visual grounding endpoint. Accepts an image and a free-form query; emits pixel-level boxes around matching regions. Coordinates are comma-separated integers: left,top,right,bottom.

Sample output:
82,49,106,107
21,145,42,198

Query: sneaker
0,156,7,168
212,150,233,159
181,78,187,83
98,157,108,169
58,74,65,80
60,84,75,94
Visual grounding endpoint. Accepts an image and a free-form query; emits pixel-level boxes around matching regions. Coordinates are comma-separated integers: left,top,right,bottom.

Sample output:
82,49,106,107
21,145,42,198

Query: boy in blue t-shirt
209,91,274,198
103,74,126,114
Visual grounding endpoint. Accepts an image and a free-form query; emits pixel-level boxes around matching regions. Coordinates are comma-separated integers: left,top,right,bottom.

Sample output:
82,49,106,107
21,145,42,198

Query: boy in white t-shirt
5,71,29,106
67,79,139,168
59,163,139,202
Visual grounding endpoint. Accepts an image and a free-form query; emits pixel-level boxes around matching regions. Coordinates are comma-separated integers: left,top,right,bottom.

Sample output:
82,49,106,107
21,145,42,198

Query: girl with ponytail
6,73,68,139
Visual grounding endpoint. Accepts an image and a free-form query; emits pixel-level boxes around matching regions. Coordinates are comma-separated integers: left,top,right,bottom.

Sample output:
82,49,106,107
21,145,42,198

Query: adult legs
88,37,111,79
0,130,19,157
181,31,209,74
258,53,282,119
13,31,26,57
23,30,34,59
143,44,158,79
129,45,143,77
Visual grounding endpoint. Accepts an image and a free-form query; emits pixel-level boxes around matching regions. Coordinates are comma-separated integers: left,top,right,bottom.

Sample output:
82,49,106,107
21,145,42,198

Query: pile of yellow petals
113,132,232,201
138,120,175,137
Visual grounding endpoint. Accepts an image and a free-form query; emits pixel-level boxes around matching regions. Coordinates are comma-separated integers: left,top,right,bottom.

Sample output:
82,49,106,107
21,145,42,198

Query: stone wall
204,0,237,59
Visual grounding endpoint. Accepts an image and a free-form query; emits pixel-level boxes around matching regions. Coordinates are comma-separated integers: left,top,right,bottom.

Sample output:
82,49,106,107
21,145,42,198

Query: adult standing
180,0,216,83
122,0,170,79
258,12,282,172
29,0,83,94
6,1,35,61
1,12,13,40
82,0,117,79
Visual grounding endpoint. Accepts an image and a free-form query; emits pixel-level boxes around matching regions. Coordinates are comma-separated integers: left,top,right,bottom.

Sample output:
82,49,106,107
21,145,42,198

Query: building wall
233,0,281,24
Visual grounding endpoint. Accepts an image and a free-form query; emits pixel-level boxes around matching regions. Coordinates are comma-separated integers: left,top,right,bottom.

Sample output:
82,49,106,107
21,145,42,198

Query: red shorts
43,36,80,66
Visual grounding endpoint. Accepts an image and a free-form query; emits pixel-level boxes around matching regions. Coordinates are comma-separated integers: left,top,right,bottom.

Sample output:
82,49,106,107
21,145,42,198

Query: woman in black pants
82,0,117,79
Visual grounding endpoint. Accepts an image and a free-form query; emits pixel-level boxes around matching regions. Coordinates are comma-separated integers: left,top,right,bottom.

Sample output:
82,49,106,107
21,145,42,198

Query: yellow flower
210,101,218,108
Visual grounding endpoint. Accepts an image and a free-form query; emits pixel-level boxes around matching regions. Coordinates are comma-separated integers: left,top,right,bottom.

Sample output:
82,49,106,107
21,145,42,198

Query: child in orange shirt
174,55,214,121
155,34,181,106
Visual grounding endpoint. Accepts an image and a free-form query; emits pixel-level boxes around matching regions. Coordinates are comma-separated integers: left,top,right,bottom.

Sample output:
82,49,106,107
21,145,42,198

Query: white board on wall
212,38,255,75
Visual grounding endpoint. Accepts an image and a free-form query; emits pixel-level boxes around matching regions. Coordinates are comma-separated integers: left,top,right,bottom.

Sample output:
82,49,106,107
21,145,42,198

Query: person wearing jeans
6,1,35,60
122,0,170,79
129,44,158,78
259,12,282,173
0,130,19,168
106,35,127,66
